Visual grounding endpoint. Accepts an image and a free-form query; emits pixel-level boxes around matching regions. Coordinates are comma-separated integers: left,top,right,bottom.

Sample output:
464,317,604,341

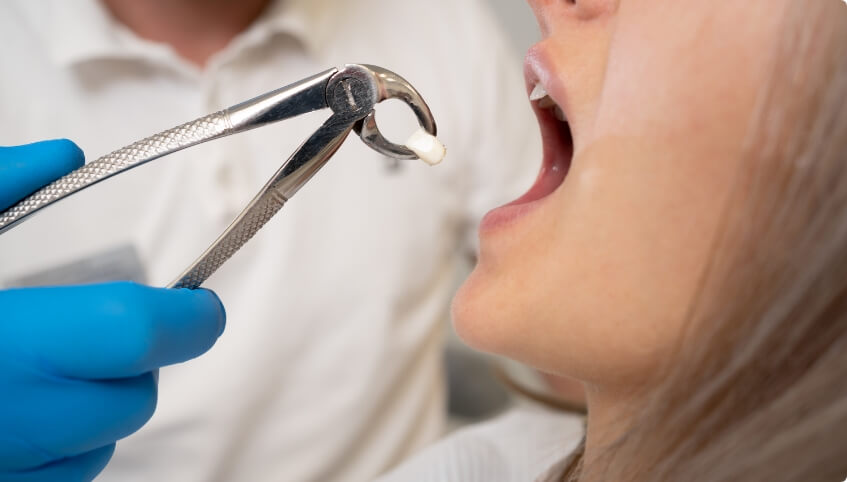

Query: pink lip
479,50,573,233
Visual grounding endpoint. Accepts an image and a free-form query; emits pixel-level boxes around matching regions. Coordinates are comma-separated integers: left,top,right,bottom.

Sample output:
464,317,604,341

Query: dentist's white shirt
0,0,540,480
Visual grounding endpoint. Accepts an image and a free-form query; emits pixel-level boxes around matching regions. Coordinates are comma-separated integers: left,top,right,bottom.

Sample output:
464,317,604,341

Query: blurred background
486,0,539,56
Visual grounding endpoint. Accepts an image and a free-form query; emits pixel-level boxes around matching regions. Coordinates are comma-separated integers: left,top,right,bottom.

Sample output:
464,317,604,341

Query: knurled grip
169,191,286,289
0,111,232,233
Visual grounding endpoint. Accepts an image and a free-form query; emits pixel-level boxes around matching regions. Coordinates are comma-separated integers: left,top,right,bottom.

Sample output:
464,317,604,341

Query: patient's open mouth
480,77,574,231
508,82,573,206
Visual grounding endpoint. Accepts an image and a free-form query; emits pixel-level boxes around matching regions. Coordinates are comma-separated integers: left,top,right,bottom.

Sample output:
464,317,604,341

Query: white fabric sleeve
374,406,584,482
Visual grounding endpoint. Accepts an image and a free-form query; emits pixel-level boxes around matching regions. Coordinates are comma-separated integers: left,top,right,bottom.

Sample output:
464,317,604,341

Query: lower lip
479,163,567,231
479,113,572,233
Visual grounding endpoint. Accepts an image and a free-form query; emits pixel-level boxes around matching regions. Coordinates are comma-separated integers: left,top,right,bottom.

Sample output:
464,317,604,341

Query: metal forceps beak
0,64,438,289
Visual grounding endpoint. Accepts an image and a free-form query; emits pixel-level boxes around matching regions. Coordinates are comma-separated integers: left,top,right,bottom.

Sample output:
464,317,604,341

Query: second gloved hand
0,283,226,482
0,140,227,481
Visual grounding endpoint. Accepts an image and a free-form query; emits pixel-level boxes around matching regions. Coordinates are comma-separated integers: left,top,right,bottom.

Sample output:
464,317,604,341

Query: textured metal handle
167,107,358,290
1,65,434,291
0,111,232,234
168,191,286,289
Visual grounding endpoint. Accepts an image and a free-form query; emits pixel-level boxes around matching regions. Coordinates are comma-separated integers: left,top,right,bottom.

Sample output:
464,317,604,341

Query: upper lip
523,46,571,129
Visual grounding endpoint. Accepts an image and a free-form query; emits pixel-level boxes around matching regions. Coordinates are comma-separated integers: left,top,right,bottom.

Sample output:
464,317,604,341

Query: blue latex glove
0,140,226,481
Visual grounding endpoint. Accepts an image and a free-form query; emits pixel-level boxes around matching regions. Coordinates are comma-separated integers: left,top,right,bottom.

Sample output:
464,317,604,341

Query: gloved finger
0,139,84,211
0,282,226,380
1,444,114,482
0,373,155,471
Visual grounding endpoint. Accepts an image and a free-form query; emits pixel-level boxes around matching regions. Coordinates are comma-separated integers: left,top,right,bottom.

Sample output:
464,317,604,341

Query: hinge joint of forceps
0,64,438,289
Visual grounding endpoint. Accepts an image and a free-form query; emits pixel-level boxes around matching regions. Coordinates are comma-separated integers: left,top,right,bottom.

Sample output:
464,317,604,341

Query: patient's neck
100,0,273,67
580,386,643,479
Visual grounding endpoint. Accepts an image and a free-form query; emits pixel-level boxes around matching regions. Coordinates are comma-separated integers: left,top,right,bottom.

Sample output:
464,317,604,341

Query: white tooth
405,128,446,166
529,83,547,101
554,106,567,122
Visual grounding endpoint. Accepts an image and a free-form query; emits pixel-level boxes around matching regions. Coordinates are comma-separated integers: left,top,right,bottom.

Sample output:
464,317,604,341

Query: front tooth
554,106,567,122
530,82,559,110
529,83,547,101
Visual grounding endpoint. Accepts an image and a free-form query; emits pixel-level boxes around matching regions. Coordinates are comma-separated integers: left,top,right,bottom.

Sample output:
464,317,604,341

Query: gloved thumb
0,139,84,211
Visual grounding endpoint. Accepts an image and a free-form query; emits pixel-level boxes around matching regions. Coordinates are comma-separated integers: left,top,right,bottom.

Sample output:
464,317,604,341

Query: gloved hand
0,140,226,481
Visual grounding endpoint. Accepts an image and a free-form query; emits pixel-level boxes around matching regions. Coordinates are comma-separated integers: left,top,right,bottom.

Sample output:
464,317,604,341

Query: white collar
19,0,335,69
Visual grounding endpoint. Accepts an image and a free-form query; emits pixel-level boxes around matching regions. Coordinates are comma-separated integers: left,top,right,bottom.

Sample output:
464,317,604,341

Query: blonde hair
582,3,847,481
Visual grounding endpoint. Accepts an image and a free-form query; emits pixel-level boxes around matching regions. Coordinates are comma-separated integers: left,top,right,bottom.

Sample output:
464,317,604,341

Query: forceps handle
0,112,233,235
168,112,358,289
168,188,286,290
0,68,337,236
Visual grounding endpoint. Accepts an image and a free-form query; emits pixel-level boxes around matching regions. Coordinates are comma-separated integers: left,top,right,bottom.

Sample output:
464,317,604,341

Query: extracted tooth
554,105,567,122
529,83,547,101
405,128,446,166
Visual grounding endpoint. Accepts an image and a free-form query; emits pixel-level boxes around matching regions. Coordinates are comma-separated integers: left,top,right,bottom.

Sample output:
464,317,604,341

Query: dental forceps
0,64,438,289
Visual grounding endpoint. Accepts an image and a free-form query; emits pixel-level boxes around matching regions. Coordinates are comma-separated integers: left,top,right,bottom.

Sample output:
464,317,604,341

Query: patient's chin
451,266,515,356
